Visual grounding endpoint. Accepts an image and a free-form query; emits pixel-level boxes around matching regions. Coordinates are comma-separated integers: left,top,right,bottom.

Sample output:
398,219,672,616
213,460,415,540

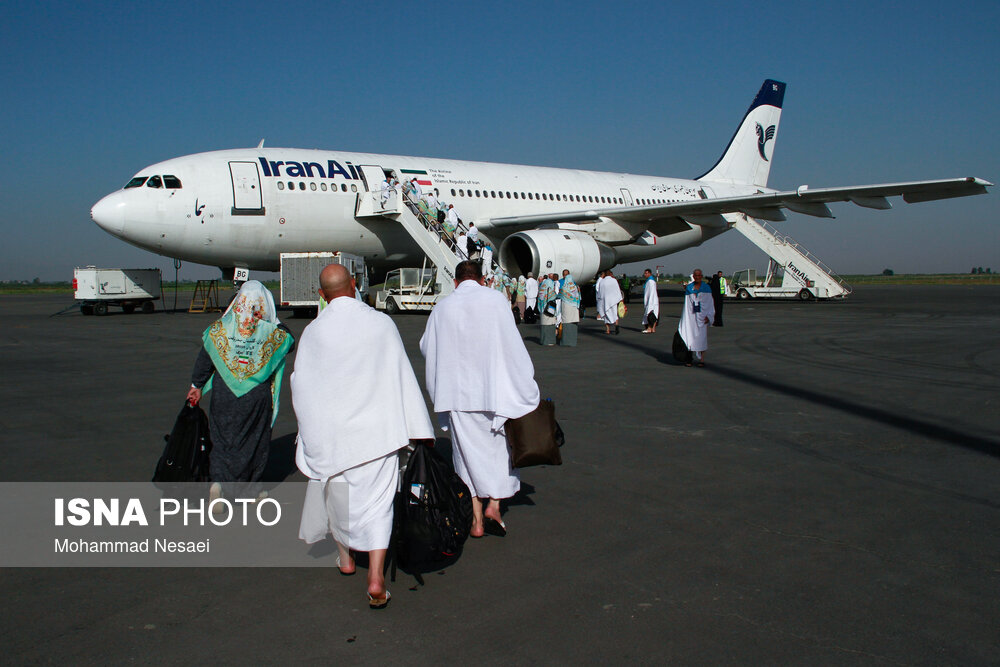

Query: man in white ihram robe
293,264,433,607
524,272,538,318
420,260,540,538
678,269,715,366
599,271,623,334
641,268,660,334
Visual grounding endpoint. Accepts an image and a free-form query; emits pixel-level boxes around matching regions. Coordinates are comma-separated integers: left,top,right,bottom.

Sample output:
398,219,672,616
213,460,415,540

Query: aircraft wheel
737,288,751,300
798,289,814,301
385,298,400,315
122,304,136,314
80,305,94,316
93,302,108,316
141,301,155,314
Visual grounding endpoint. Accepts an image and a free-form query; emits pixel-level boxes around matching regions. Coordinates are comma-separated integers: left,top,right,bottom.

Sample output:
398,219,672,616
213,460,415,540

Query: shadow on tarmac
579,322,1000,461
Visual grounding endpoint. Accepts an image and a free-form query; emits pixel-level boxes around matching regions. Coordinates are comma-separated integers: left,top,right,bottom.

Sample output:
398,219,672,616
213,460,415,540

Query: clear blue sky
1,0,997,281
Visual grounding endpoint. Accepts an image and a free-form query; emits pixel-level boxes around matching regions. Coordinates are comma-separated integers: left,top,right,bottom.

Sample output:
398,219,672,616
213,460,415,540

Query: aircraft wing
483,177,992,234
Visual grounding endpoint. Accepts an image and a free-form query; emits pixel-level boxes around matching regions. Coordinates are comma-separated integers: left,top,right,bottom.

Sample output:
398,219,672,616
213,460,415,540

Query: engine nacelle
498,229,616,279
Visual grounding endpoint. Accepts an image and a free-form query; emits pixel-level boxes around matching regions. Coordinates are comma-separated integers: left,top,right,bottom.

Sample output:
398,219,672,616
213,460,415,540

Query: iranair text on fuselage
258,157,360,180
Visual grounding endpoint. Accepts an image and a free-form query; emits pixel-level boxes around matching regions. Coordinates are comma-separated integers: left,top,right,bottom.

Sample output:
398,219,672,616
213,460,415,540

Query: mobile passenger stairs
352,165,499,311
728,215,852,300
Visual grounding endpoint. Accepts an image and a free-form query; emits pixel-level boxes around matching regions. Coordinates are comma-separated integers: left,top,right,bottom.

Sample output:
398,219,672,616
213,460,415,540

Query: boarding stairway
730,214,851,299
355,187,500,296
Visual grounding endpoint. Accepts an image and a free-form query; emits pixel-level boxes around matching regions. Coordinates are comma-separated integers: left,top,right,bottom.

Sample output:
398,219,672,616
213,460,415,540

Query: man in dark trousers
709,270,726,327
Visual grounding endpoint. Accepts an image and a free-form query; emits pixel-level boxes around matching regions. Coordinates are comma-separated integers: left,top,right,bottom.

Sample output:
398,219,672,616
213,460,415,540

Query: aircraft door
620,188,634,206
229,161,264,213
356,165,387,192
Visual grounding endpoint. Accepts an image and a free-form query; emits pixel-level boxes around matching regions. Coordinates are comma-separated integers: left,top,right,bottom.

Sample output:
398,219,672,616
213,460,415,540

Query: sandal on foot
483,517,507,537
368,590,391,609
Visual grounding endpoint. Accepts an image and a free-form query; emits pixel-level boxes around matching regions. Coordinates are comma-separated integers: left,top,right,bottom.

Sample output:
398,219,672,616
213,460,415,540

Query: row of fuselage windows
124,175,182,189
450,188,677,206
273,179,677,207
277,181,358,192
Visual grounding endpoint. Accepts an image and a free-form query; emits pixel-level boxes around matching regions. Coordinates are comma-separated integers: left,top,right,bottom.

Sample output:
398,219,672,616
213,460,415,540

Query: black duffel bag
392,440,473,579
672,331,692,364
153,402,212,484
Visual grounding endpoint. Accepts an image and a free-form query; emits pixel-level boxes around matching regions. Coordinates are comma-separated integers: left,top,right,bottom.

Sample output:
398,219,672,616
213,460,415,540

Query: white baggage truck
375,266,442,314
279,252,369,315
74,267,161,315
728,259,851,301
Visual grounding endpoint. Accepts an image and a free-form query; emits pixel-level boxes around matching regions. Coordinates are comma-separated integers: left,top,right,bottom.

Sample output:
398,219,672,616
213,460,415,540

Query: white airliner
91,80,990,281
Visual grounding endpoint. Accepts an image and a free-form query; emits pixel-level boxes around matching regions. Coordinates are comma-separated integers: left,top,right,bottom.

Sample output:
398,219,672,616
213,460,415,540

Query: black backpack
391,441,473,580
153,402,212,483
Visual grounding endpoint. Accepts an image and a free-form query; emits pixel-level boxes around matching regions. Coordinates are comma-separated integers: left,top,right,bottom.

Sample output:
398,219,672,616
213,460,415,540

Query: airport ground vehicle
279,251,369,314
375,266,441,314
74,267,161,315
728,258,848,300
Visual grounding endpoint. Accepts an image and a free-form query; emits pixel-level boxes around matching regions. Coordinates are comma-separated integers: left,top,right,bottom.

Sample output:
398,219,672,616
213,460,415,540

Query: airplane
91,79,991,283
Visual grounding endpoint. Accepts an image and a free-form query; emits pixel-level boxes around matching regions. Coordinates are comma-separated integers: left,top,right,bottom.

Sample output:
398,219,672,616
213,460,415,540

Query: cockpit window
147,175,163,188
163,175,182,189
124,176,148,189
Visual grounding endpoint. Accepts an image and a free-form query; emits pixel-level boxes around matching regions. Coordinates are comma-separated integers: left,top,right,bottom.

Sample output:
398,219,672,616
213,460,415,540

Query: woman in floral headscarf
185,281,294,489
558,270,582,347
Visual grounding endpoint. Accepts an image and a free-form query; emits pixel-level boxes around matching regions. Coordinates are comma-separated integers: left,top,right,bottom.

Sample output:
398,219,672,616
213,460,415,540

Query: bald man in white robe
420,260,540,538
293,264,433,608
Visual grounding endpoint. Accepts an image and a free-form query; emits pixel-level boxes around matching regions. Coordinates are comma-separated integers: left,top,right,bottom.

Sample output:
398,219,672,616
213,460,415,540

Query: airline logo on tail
756,123,776,161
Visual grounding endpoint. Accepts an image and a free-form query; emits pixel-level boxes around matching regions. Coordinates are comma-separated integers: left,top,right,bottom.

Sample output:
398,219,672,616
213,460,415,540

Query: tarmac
1,285,998,665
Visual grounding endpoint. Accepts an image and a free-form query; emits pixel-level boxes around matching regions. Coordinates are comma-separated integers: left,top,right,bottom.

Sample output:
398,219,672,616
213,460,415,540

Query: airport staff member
678,269,715,367
420,260,540,538
293,264,433,609
186,281,294,499
710,270,726,327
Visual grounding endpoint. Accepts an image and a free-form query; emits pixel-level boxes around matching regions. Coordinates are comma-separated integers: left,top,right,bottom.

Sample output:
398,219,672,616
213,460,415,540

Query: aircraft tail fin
697,79,785,188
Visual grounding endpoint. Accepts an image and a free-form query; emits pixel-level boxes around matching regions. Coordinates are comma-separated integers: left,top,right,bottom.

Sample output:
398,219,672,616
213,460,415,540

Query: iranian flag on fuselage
400,168,433,190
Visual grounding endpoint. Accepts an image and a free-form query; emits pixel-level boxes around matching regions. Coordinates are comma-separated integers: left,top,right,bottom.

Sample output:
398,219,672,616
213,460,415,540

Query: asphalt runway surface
1,286,998,665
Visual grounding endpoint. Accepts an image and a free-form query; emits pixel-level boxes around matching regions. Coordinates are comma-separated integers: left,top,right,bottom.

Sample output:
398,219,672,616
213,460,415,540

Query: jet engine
498,229,616,279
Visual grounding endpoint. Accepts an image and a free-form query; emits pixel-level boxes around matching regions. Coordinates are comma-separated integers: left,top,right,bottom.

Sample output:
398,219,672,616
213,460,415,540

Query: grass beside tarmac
839,273,999,285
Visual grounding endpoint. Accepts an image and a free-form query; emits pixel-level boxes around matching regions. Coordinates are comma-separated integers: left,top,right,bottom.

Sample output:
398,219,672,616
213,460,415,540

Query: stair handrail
740,216,852,294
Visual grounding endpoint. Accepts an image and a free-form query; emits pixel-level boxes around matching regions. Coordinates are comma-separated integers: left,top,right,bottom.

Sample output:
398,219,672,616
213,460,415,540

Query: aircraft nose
91,193,126,237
